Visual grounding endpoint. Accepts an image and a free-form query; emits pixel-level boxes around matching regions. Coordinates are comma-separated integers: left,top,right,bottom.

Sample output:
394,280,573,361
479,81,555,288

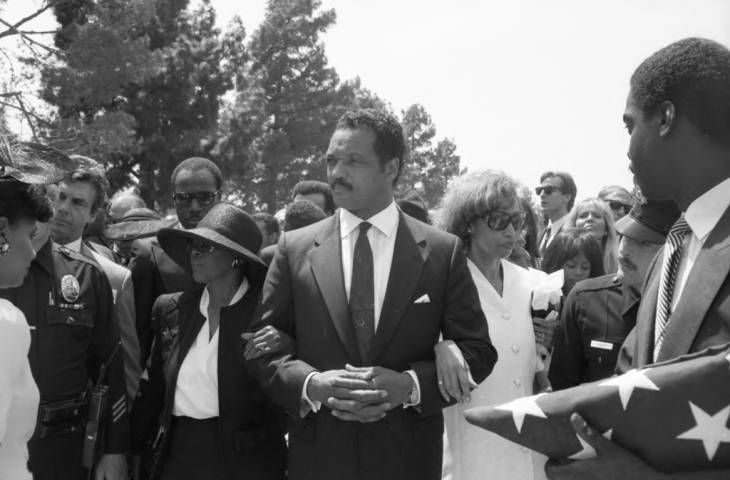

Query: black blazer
247,212,497,480
132,285,286,480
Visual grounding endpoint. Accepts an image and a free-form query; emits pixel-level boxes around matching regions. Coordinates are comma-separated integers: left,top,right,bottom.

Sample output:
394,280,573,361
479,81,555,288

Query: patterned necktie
350,222,375,363
653,217,691,361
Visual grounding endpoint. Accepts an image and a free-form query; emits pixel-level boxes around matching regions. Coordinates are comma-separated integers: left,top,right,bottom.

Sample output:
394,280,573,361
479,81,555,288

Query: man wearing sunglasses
129,157,222,362
536,171,577,257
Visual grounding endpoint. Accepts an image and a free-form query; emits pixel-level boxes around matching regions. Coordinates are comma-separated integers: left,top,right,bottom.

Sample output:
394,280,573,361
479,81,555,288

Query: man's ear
384,157,400,182
658,101,676,138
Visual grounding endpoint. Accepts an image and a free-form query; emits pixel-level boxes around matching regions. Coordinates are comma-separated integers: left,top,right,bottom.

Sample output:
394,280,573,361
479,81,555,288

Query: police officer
548,199,680,389
0,215,129,480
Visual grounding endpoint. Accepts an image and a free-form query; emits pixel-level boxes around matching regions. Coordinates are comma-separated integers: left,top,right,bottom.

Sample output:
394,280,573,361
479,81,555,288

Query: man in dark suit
129,157,221,360
546,38,730,480
247,109,497,480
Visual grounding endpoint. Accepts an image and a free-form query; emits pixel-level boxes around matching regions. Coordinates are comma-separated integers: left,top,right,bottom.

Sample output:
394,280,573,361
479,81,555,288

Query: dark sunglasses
479,210,527,231
535,185,562,196
187,239,216,255
608,200,632,213
172,190,220,207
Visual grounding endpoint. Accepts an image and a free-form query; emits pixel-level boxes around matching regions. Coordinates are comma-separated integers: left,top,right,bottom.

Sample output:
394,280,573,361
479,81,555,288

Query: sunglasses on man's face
479,210,527,232
535,185,562,196
172,190,220,207
187,239,217,255
608,200,632,213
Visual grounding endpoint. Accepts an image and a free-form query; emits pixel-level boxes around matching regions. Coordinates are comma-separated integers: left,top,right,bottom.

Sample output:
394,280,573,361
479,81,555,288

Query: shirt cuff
300,371,322,417
403,369,421,408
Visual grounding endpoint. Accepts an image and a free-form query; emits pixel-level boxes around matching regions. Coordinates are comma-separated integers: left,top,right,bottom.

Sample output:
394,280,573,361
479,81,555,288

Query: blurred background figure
108,191,146,224
549,199,680,390
509,195,541,269
536,171,577,258
597,185,634,223
566,198,619,274
291,179,335,216
259,200,326,266
104,207,166,265
253,212,280,249
397,190,431,224
542,228,605,297
435,170,547,480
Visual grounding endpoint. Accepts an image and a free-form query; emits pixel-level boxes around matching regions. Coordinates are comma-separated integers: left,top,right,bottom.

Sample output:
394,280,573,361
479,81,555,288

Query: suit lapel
657,207,730,361
370,214,428,362
165,293,207,391
309,216,361,363
635,251,662,366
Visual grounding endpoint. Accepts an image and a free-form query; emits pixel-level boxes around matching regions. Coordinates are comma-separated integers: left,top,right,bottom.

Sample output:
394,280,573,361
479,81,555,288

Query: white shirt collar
339,200,399,239
199,277,250,317
684,177,730,241
64,238,83,253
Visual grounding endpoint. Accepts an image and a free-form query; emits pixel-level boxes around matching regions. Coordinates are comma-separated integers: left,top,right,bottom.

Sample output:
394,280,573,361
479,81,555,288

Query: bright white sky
4,0,730,200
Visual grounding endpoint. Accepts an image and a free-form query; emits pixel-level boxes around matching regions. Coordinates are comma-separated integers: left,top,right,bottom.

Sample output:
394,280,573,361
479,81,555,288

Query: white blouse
172,278,248,419
0,298,40,480
443,259,547,480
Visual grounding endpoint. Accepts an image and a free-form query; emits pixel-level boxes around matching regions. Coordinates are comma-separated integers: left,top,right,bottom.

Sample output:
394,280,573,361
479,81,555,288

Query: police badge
61,274,81,303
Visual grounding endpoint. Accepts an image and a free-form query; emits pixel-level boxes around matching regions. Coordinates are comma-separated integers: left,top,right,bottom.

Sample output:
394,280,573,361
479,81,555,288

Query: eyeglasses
172,190,221,207
608,200,632,213
187,239,216,255
535,185,562,196
478,210,527,231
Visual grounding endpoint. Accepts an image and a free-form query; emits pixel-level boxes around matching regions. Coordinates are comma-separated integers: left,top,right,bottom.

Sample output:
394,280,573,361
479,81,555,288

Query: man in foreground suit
247,108,497,480
546,37,730,480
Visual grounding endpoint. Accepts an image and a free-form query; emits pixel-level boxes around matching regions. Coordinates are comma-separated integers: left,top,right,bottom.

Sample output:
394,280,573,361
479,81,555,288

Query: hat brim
157,227,267,287
105,219,166,241
0,142,90,185
615,215,665,244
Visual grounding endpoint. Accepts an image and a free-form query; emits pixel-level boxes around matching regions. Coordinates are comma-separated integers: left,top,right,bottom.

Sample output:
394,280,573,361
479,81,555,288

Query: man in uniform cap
549,199,680,389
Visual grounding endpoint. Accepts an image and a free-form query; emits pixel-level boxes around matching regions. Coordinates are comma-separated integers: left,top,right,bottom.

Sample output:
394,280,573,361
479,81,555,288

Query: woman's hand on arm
242,325,293,360
434,340,477,403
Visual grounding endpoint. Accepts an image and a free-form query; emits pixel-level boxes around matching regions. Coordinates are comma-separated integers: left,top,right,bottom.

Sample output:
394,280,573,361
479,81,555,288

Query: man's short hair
67,168,110,215
336,108,407,183
540,171,577,210
291,180,335,214
253,212,280,236
170,157,223,191
631,37,730,147
284,200,326,232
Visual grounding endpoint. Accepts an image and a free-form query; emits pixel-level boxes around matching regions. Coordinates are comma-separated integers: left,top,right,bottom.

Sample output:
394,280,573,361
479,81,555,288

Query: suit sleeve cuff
300,371,321,417
403,370,421,408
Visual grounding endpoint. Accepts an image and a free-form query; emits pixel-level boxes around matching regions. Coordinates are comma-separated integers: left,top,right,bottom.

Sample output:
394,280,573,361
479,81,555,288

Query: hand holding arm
434,340,477,403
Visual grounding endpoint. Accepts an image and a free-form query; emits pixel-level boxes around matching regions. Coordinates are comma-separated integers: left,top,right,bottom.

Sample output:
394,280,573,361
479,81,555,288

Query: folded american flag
464,343,730,473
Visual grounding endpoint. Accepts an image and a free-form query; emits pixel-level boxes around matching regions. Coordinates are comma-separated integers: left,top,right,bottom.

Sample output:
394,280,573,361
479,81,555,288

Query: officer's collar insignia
61,274,80,303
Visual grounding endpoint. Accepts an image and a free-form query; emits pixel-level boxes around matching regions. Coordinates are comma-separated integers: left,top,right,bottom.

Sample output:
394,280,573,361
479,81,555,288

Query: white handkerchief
414,293,430,304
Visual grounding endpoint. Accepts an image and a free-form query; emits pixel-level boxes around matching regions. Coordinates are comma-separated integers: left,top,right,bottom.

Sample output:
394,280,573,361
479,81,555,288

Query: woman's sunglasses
478,210,527,231
187,239,217,255
608,200,632,213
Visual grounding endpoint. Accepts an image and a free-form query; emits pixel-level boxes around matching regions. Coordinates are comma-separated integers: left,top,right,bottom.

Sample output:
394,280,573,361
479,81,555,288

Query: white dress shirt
670,177,730,311
173,278,249,419
302,201,421,413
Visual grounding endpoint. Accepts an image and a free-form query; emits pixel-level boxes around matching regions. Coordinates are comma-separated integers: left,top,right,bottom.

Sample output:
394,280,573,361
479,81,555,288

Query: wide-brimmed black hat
0,139,86,185
615,199,681,243
104,208,171,241
157,203,267,286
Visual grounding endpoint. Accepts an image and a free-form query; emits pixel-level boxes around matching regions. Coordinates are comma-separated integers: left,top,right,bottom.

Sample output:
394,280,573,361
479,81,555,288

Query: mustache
330,178,353,191
618,254,637,271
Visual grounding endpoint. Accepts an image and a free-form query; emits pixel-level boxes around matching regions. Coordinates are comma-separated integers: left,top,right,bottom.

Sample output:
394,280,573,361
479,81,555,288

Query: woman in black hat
131,203,286,480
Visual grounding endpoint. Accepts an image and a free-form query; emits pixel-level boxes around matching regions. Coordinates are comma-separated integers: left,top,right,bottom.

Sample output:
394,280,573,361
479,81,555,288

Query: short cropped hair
171,157,223,191
542,228,605,280
631,37,730,146
336,109,407,183
283,200,326,232
0,181,53,225
540,171,577,210
253,212,280,236
291,180,335,214
435,170,520,251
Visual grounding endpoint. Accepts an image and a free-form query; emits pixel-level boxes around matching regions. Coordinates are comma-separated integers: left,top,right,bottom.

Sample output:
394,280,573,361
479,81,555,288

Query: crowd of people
1,36,730,480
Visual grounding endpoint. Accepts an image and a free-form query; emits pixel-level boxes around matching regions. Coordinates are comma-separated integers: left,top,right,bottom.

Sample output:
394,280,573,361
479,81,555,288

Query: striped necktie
653,217,691,361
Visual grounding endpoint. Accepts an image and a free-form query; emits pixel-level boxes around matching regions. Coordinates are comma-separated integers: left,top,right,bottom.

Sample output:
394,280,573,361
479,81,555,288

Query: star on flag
598,368,660,410
495,393,547,433
677,403,730,460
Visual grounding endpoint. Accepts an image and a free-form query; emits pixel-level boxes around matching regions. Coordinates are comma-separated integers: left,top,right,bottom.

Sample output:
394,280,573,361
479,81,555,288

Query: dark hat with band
0,139,86,185
615,199,681,243
157,203,267,286
104,208,171,241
